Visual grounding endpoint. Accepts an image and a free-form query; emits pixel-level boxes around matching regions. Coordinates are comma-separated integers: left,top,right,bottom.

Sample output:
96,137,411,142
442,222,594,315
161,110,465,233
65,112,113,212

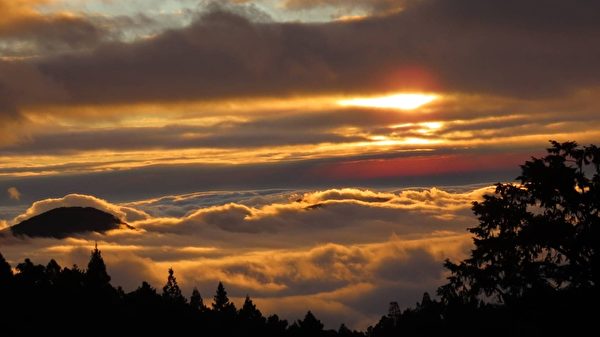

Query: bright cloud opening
337,93,438,110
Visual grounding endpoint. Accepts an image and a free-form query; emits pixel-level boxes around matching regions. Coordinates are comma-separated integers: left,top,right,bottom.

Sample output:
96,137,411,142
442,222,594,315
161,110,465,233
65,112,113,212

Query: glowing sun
338,93,438,110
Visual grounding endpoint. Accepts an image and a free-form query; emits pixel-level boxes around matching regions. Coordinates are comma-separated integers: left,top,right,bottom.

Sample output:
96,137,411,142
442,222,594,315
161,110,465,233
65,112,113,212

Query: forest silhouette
0,141,597,336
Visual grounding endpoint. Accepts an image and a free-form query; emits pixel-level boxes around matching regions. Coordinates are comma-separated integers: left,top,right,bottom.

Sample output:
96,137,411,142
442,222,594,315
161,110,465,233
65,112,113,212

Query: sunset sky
1,0,599,329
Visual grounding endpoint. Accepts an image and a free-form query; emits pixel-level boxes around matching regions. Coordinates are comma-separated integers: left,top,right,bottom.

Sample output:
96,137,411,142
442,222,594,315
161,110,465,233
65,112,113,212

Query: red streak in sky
317,152,533,180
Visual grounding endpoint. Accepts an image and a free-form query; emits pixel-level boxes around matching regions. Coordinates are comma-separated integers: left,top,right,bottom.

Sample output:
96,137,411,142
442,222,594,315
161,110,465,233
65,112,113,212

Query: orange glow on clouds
337,93,438,110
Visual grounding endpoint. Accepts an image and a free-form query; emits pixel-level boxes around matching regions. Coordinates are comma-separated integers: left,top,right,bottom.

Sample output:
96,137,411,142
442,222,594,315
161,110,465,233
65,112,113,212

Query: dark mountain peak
8,206,133,239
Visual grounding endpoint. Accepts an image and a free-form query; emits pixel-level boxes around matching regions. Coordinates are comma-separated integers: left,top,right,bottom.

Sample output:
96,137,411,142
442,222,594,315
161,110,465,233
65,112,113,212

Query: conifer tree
190,287,205,311
239,295,263,321
298,311,324,336
86,244,111,287
212,281,230,312
162,268,186,304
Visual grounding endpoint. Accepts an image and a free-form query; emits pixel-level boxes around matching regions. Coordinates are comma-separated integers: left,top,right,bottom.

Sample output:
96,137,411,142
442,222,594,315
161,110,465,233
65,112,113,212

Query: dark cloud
0,15,109,56
0,119,365,155
0,0,596,116
0,148,519,205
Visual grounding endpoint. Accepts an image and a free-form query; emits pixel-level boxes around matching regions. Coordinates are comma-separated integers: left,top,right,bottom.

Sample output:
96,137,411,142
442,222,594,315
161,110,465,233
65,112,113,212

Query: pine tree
212,281,230,312
417,292,432,310
162,268,185,304
129,281,161,306
388,301,401,324
190,287,205,311
266,314,288,336
86,244,111,287
239,295,263,321
338,324,353,337
299,311,324,336
137,281,158,296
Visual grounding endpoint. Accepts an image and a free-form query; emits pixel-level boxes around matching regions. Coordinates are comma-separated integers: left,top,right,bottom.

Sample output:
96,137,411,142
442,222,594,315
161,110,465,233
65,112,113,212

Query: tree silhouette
45,259,61,283
237,295,266,336
388,301,401,324
440,141,599,304
265,314,289,337
212,281,234,312
239,295,263,321
297,311,324,336
133,281,159,298
162,268,186,304
190,287,206,311
85,243,111,287
15,258,45,285
338,324,364,337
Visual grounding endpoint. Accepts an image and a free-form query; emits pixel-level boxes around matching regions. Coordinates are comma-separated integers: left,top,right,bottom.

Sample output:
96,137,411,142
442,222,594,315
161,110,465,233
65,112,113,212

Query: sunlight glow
338,93,438,110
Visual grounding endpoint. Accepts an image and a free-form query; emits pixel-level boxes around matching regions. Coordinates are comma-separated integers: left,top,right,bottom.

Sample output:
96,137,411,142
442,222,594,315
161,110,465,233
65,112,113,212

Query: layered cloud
0,1,597,199
1,0,598,115
4,0,597,111
0,185,489,328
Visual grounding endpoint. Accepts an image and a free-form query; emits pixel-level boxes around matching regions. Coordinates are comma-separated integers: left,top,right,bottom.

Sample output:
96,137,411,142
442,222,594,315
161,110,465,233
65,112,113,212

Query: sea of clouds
0,185,493,328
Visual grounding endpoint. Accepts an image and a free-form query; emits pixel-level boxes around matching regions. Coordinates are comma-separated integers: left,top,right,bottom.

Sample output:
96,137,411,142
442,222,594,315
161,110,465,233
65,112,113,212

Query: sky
1,0,599,329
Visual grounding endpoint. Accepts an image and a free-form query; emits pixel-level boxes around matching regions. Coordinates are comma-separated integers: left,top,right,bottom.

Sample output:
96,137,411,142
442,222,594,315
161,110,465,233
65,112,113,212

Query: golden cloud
12,193,150,225
0,185,490,328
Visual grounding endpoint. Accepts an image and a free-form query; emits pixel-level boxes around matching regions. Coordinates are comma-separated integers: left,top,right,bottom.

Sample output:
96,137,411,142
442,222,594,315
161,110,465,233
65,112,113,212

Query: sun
337,93,438,110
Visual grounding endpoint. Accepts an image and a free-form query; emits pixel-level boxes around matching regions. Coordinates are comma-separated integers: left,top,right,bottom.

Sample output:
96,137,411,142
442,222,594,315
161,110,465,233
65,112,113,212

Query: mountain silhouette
7,207,132,238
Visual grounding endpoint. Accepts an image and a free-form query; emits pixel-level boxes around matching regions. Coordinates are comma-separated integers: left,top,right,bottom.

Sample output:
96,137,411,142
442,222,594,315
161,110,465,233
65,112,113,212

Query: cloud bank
0,185,491,328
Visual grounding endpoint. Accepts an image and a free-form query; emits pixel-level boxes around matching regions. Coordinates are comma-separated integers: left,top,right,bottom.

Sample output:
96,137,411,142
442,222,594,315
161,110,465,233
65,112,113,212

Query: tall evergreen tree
212,281,231,312
162,268,185,304
86,244,111,287
239,295,263,321
266,314,289,337
298,311,324,336
135,281,158,297
190,287,205,311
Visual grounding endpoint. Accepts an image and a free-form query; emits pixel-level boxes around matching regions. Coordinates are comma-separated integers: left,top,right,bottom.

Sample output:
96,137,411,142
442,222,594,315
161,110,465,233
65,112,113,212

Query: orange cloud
13,193,150,224
0,185,489,328
0,0,49,26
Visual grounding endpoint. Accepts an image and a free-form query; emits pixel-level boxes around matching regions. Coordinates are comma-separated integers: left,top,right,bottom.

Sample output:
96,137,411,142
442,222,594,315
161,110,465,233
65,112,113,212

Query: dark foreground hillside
0,141,597,336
